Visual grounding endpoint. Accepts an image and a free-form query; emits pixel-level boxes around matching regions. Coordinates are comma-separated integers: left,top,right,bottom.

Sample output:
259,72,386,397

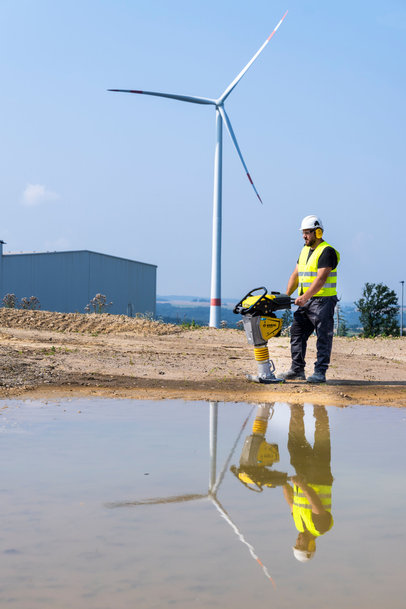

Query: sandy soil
0,309,405,407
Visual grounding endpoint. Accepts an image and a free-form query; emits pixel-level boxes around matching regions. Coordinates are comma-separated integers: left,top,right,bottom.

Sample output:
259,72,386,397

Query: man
282,404,334,562
280,215,340,383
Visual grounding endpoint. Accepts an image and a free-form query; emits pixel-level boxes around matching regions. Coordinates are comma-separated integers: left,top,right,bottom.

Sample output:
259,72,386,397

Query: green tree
335,303,348,336
355,283,399,337
337,318,349,337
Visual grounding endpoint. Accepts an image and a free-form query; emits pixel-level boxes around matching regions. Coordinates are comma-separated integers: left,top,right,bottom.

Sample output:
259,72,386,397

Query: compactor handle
233,286,268,316
230,466,263,492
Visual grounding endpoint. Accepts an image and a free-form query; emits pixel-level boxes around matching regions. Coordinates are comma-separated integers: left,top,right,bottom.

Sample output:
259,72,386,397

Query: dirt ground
0,309,405,407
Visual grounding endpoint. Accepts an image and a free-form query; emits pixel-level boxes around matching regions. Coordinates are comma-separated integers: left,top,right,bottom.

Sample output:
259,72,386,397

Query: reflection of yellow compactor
233,287,292,383
231,404,288,491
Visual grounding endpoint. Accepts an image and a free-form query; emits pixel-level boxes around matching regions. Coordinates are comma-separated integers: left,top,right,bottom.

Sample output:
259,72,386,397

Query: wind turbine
109,11,288,327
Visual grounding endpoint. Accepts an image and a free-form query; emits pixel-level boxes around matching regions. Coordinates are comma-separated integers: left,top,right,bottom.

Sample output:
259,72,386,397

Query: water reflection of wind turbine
106,402,277,586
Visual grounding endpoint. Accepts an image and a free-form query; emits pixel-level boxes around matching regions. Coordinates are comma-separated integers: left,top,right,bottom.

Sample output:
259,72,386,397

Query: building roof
2,249,157,268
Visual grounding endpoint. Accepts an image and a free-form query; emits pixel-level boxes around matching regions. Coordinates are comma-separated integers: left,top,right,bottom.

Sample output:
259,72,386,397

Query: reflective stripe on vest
298,241,340,297
292,483,334,537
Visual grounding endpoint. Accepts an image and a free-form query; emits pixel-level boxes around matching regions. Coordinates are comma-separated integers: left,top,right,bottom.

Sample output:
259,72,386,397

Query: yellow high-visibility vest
298,241,340,297
292,483,334,537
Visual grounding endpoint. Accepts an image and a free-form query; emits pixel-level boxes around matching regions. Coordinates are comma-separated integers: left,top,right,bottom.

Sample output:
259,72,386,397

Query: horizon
156,294,380,307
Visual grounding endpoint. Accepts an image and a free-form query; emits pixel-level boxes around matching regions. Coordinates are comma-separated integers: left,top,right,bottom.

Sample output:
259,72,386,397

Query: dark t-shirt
298,245,338,269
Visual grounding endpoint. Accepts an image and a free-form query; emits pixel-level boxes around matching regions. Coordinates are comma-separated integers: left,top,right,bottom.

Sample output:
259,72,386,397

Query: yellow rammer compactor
233,286,292,383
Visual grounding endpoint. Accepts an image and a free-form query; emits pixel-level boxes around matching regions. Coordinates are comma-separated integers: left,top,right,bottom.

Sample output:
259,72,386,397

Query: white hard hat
293,547,315,562
299,215,324,231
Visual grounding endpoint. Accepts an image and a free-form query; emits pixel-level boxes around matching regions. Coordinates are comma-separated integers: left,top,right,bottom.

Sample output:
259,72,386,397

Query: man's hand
290,474,307,487
295,294,309,307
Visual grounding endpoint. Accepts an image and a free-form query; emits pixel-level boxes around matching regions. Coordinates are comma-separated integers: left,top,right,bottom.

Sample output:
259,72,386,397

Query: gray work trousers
288,405,333,485
290,296,338,374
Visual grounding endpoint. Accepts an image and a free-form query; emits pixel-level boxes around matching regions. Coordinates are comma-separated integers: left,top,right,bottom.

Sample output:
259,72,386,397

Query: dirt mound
0,309,181,336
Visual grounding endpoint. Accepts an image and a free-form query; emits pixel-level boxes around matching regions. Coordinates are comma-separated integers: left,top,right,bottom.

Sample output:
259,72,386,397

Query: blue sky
1,0,405,303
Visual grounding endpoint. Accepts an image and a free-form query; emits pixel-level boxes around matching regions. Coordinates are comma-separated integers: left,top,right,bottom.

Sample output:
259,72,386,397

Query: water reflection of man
282,404,334,562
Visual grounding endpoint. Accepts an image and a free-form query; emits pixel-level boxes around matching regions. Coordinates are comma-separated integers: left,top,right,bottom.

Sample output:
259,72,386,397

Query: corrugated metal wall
1,250,156,316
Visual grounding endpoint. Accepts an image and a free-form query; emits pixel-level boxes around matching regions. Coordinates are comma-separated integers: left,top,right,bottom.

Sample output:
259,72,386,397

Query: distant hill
157,294,237,305
156,299,238,327
156,296,362,331
338,302,361,331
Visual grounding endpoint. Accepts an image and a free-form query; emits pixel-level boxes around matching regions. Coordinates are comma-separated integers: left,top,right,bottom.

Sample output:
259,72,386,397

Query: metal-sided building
0,242,157,316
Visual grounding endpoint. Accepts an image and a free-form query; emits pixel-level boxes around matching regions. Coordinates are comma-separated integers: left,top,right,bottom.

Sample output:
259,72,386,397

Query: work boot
306,371,326,384
246,374,285,384
278,369,306,381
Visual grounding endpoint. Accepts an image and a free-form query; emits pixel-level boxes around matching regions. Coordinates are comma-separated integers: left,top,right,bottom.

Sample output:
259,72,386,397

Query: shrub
2,293,18,308
20,296,41,310
181,319,201,329
85,294,113,314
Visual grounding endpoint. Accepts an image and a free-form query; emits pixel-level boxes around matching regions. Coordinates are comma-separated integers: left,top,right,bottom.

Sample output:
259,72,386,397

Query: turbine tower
109,11,287,327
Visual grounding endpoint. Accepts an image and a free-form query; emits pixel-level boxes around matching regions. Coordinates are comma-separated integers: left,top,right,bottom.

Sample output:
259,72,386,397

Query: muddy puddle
0,398,405,609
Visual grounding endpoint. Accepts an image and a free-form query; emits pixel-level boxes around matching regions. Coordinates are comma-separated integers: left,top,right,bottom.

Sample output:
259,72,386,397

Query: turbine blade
210,496,277,587
105,493,207,508
108,89,216,105
218,106,262,204
219,10,288,103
